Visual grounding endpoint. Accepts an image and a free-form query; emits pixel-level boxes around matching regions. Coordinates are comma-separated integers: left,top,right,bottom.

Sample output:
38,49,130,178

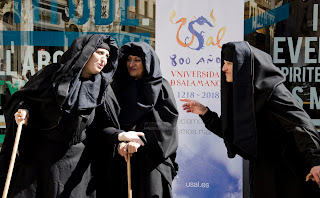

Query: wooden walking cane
2,120,25,198
127,153,132,198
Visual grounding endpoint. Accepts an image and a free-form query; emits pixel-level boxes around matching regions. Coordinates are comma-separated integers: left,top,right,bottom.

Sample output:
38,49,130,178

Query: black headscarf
4,34,119,130
112,42,163,127
0,35,119,192
112,42,179,180
222,46,234,62
221,41,285,159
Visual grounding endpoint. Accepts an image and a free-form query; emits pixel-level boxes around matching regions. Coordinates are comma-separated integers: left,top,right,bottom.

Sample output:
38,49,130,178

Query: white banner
156,0,244,197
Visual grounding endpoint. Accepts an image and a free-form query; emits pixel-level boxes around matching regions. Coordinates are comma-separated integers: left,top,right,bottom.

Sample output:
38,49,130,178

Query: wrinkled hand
180,98,208,115
14,109,29,125
306,165,320,187
117,141,142,162
127,142,141,154
118,142,130,162
118,131,145,146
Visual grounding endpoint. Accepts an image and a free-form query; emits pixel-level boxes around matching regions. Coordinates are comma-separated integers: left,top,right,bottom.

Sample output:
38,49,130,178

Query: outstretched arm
180,98,208,115
180,98,222,137
269,84,320,187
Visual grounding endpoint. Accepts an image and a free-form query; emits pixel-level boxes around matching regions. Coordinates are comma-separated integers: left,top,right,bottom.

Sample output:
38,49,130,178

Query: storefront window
244,0,320,132
244,0,320,196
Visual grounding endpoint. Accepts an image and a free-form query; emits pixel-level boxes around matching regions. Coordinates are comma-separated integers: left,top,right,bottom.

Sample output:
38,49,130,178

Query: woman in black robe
180,41,320,198
0,34,144,198
111,42,179,198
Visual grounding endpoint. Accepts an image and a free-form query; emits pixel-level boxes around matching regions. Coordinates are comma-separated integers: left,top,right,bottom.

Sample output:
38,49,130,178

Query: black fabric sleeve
97,85,123,145
268,83,320,167
101,127,122,144
5,99,37,136
143,80,179,177
86,111,121,145
18,100,37,130
199,108,223,138
89,108,122,145
149,81,179,160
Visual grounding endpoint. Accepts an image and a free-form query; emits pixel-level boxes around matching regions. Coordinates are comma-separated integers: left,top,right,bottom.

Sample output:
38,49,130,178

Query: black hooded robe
0,34,121,198
110,42,179,198
200,41,320,198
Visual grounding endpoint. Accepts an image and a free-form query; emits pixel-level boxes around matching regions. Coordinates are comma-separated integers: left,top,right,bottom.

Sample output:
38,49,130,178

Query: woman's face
222,60,233,82
126,55,144,79
81,48,110,78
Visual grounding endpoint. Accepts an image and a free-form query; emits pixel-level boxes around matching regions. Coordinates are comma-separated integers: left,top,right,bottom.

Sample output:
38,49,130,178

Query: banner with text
156,0,244,197
273,1,320,131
